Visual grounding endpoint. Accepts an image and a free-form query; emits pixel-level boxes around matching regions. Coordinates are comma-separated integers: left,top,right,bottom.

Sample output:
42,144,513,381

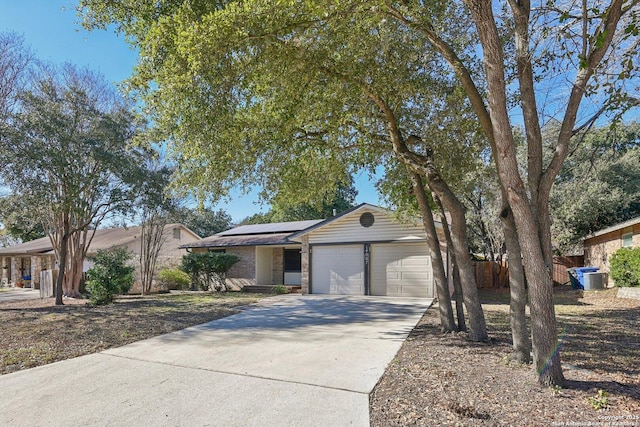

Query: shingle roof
0,224,199,256
584,216,640,240
0,237,52,255
182,233,295,248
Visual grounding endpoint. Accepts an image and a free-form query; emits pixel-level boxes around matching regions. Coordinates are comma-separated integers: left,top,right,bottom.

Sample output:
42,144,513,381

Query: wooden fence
472,261,509,289
552,256,584,285
471,256,584,288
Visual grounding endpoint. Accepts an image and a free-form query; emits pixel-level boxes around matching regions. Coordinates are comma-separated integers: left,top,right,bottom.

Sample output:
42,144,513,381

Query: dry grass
0,292,269,375
371,285,640,426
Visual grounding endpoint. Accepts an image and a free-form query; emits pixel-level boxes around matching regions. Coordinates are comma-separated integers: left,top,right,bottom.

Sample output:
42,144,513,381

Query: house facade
0,224,200,292
583,216,640,286
183,204,440,298
183,219,322,289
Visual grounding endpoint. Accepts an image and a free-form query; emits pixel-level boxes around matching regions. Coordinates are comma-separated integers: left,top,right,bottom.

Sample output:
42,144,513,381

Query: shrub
158,268,191,290
180,252,240,291
609,247,640,287
86,248,135,305
271,284,288,295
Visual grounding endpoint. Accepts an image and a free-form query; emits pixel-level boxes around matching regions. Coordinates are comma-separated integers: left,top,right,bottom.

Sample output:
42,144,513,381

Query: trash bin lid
575,267,599,272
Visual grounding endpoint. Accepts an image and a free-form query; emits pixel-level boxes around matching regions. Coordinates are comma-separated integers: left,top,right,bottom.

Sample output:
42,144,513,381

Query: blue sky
0,0,381,222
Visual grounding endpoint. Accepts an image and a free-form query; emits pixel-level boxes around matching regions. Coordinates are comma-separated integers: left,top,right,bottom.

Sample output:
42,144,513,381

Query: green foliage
78,0,481,214
609,247,640,288
588,389,609,410
86,248,135,305
0,62,150,299
551,123,640,252
269,176,358,222
239,176,358,224
271,284,288,295
170,207,233,238
158,268,191,290
0,195,45,245
180,252,240,292
238,212,275,226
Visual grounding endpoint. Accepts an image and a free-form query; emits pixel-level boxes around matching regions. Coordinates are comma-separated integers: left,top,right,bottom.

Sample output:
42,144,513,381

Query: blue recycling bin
567,268,581,289
575,267,599,289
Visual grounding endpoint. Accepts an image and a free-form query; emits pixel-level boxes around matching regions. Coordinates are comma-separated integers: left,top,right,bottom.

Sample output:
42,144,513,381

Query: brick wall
272,247,284,284
301,236,310,294
227,247,256,288
584,222,640,286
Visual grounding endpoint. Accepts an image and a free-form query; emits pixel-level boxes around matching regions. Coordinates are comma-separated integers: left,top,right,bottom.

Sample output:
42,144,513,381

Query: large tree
80,0,489,340
380,0,639,384
80,1,640,384
0,63,143,303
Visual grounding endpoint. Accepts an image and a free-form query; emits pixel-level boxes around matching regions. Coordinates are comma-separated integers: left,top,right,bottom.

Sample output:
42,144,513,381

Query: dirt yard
370,286,640,426
2,286,638,426
0,291,268,375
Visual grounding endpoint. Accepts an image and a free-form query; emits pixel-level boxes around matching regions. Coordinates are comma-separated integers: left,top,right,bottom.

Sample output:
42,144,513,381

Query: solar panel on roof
218,219,323,236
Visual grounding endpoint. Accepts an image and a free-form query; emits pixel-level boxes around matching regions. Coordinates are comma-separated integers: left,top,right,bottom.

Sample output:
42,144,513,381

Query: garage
311,245,364,294
289,203,439,298
370,243,433,297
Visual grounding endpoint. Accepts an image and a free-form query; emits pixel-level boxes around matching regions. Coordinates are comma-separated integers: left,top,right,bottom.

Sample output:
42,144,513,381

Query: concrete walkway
0,287,42,303
0,294,432,427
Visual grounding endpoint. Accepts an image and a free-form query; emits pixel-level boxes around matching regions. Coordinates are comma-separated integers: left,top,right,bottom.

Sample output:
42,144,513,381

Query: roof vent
359,212,375,228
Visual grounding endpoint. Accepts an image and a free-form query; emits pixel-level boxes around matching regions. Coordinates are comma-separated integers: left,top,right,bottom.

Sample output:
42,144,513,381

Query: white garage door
371,243,433,298
311,245,364,295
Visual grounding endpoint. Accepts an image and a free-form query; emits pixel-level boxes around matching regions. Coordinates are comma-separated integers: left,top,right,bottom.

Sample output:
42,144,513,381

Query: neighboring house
183,204,440,298
583,216,640,286
0,224,200,291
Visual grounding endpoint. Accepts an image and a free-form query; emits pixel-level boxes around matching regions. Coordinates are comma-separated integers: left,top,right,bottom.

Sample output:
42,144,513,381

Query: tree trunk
500,205,531,363
432,181,487,341
410,170,456,333
55,228,70,306
140,213,167,295
390,135,487,341
464,0,564,386
365,88,485,340
434,194,466,331
65,232,84,298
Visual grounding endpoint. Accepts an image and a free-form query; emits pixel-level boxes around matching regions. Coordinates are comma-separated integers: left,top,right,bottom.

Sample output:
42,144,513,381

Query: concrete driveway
0,294,432,427
0,287,42,303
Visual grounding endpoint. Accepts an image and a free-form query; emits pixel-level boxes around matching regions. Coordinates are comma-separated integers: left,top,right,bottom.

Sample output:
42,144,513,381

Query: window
622,233,633,248
173,228,181,239
208,248,226,253
284,249,302,272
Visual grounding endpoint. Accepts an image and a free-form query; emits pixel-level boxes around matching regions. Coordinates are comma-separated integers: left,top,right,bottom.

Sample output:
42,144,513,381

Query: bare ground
0,291,269,375
370,286,640,426
2,287,638,426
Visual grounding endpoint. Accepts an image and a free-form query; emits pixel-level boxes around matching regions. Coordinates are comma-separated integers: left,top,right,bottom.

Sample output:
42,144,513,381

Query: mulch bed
370,287,640,426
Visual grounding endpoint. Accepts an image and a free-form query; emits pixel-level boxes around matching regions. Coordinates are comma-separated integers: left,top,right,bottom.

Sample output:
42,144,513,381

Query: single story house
583,216,640,286
0,224,200,291
183,204,442,298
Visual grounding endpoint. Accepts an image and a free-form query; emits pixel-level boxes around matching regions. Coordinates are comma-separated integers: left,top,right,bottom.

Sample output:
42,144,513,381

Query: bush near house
609,247,640,287
180,252,240,292
86,248,135,305
158,268,191,290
